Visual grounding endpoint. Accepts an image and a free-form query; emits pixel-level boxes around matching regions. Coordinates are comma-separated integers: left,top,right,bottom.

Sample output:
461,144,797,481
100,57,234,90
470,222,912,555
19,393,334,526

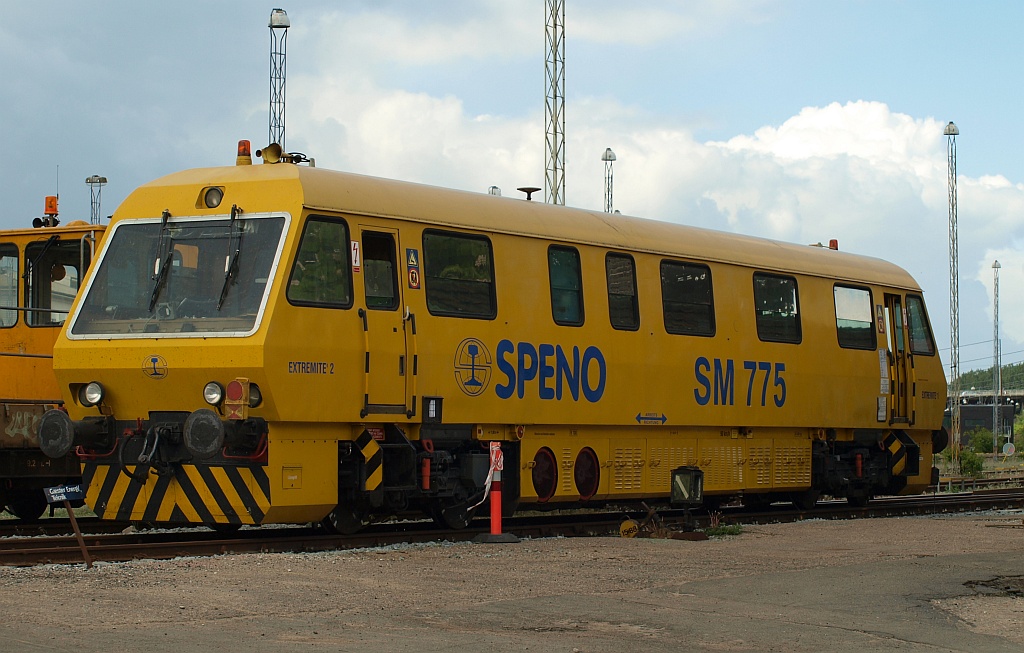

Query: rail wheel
847,493,871,508
322,501,370,535
5,489,48,522
430,499,478,530
791,490,820,511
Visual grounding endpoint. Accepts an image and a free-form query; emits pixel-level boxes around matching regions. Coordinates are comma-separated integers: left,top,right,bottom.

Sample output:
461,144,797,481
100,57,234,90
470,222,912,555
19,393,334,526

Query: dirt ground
1,512,1023,652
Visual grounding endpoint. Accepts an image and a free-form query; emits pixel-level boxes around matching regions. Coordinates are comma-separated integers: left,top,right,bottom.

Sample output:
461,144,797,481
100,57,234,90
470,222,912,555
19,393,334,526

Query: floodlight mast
544,0,565,206
602,148,616,213
993,259,1001,453
945,120,960,471
85,175,107,225
269,8,290,150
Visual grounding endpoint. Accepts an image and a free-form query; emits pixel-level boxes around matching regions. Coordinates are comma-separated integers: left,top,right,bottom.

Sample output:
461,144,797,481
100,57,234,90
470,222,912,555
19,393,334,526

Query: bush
967,428,997,455
960,449,985,477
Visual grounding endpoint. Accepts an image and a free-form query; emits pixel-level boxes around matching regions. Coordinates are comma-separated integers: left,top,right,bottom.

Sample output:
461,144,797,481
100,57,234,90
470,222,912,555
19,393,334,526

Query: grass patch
703,524,743,537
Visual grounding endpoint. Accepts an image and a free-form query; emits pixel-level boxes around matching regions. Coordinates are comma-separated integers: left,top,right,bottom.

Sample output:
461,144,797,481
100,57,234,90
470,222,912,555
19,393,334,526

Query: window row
284,217,936,353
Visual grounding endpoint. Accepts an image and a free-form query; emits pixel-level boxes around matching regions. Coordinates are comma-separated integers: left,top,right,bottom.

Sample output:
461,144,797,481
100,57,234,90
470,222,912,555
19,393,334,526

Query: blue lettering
538,344,556,400
555,345,580,401
489,340,606,403
694,357,711,406
517,342,538,399
581,346,606,402
714,358,734,406
494,339,516,399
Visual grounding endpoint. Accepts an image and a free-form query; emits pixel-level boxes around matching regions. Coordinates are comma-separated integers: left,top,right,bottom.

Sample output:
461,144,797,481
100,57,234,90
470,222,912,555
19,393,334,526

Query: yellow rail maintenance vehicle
1,202,103,521
37,141,948,531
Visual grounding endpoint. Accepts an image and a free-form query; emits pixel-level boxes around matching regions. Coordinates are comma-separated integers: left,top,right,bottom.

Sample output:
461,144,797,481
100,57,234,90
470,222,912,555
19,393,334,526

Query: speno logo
142,354,169,379
454,338,491,396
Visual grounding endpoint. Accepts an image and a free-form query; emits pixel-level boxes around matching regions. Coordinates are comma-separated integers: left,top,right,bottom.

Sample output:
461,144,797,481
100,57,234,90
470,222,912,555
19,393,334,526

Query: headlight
203,381,225,406
248,383,263,408
79,382,104,407
203,187,224,209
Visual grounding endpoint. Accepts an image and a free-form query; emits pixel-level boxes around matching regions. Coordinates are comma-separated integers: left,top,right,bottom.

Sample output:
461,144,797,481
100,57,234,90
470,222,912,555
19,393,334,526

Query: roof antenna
518,187,541,201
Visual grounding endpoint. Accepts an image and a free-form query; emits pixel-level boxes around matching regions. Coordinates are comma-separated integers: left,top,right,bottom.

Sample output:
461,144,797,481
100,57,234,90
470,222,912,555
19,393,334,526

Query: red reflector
226,380,245,402
237,140,251,156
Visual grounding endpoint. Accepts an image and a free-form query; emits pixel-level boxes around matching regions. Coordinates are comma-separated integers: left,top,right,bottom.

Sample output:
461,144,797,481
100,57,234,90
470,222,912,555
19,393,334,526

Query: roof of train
0,221,104,239
124,162,922,291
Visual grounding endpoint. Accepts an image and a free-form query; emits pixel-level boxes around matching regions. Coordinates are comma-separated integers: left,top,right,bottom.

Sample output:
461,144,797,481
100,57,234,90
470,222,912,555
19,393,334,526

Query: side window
0,244,17,327
422,230,496,319
287,216,353,308
660,260,715,336
25,239,82,327
362,232,398,310
906,294,936,356
754,273,801,343
834,285,875,350
549,246,583,326
606,253,639,331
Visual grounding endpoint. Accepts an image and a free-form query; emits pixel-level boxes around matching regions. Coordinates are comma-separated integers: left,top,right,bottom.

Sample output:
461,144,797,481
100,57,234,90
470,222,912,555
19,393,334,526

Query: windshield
69,214,286,337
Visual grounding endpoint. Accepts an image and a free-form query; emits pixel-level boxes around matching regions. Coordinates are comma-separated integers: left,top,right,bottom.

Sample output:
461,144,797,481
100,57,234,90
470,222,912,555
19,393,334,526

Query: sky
2,0,1022,383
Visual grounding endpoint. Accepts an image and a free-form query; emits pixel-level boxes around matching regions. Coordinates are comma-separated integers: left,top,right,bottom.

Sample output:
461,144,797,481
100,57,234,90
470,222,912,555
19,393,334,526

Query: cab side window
0,244,16,327
549,246,583,326
606,253,639,331
422,230,496,319
906,294,936,355
287,216,353,308
754,273,801,343
834,285,875,350
661,260,715,336
25,239,83,327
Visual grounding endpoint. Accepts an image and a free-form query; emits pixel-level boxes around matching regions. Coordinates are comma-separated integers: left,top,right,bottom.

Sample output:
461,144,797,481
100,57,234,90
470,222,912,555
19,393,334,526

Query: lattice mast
545,0,565,205
269,8,290,149
602,148,616,213
945,121,960,470
993,259,1001,452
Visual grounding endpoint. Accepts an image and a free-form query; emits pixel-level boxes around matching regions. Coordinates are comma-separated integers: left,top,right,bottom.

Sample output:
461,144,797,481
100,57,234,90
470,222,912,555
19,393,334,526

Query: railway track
3,488,1023,568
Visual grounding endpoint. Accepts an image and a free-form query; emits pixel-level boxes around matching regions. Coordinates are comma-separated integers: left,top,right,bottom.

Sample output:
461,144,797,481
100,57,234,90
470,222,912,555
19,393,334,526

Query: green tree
966,427,996,455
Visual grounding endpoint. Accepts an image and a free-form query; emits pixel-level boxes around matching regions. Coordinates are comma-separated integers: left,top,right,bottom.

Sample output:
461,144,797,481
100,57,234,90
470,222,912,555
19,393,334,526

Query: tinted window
362,232,398,310
0,244,16,327
287,217,353,308
754,273,801,343
549,246,583,326
423,230,496,319
606,253,638,331
25,239,84,327
906,294,936,356
834,285,875,350
661,260,715,336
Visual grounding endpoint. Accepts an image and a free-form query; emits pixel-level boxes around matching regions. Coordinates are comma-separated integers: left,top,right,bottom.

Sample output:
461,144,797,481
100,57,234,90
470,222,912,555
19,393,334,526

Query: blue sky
2,1,1022,381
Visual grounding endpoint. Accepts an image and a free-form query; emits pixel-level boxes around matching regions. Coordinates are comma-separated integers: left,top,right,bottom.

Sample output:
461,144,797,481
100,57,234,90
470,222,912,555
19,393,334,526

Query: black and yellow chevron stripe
884,431,908,477
356,429,383,491
83,462,271,525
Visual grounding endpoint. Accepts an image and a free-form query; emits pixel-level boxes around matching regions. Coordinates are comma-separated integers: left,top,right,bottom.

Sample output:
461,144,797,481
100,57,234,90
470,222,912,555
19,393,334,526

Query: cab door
884,294,910,423
358,228,407,416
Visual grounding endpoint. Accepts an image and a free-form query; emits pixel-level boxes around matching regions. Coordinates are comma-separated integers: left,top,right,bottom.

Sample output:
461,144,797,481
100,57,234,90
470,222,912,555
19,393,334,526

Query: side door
883,293,910,423
358,228,408,416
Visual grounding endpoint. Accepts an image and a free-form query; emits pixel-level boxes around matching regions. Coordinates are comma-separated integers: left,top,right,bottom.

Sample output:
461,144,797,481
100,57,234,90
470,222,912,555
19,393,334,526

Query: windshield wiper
147,210,174,313
217,204,244,310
